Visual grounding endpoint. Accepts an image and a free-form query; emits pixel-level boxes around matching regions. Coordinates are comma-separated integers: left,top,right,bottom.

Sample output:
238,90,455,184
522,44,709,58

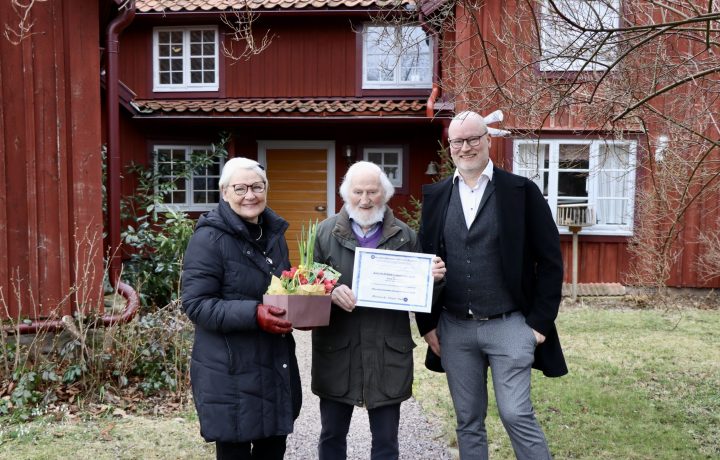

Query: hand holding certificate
351,247,435,313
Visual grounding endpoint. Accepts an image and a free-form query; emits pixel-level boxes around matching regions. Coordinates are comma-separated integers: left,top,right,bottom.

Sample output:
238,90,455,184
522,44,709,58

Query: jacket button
282,364,288,369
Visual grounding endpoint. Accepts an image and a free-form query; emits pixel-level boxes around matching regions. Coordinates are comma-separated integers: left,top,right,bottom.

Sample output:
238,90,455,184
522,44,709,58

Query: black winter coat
181,199,301,443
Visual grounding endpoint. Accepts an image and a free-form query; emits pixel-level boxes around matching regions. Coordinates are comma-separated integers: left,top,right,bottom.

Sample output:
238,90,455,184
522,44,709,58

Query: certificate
351,247,434,313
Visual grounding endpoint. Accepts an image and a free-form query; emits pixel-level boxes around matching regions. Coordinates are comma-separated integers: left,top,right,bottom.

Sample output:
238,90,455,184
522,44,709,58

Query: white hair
339,161,395,204
218,157,268,190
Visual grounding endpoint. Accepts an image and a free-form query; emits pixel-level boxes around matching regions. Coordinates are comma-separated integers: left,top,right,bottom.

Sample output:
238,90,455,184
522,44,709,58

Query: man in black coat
415,111,567,460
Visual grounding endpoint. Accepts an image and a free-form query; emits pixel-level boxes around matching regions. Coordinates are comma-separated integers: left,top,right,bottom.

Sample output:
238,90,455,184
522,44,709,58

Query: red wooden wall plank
0,0,104,320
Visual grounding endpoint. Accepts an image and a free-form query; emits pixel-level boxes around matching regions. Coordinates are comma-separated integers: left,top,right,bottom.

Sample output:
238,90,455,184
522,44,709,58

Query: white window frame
539,0,620,72
152,26,219,92
364,147,403,187
153,144,223,212
362,24,433,89
513,138,637,236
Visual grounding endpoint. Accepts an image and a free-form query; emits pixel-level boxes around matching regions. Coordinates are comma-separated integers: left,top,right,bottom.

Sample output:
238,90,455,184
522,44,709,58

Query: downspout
420,11,449,140
107,1,136,287
7,1,140,335
5,282,140,334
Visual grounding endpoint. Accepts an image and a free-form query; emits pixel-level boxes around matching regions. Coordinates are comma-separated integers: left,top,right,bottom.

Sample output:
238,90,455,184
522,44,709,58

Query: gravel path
286,330,453,460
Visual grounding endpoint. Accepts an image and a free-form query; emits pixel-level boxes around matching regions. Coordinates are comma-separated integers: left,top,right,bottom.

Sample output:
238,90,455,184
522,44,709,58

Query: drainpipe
419,11,449,142
106,1,136,286
5,281,140,334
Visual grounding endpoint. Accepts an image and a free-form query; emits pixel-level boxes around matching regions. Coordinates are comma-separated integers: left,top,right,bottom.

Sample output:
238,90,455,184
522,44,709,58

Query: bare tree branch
3,0,47,45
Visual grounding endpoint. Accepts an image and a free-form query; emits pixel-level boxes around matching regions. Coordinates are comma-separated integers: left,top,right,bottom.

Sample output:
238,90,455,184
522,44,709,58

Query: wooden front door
262,146,333,266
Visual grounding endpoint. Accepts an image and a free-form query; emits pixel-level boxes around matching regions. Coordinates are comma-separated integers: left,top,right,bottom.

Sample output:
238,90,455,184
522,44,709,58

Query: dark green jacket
311,207,418,409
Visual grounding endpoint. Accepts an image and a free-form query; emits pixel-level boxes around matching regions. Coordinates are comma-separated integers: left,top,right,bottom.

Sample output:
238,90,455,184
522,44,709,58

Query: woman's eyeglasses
231,182,266,196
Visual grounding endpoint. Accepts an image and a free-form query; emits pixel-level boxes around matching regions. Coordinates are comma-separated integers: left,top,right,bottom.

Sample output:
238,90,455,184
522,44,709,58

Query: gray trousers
438,311,552,460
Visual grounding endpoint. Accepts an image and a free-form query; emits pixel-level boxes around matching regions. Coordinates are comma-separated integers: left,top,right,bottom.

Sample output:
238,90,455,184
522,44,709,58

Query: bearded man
311,161,446,460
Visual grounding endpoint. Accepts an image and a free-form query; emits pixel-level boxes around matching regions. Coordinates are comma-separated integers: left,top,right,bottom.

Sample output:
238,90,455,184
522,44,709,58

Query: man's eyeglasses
448,132,488,150
231,182,266,196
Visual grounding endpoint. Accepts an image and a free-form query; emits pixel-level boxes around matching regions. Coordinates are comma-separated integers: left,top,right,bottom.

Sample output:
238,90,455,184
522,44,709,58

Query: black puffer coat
181,199,301,443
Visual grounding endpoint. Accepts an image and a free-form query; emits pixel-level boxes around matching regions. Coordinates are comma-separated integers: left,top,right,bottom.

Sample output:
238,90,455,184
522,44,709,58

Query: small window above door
364,147,403,188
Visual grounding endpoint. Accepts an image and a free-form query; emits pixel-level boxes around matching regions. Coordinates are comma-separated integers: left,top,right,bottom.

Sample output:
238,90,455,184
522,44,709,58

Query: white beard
346,203,386,228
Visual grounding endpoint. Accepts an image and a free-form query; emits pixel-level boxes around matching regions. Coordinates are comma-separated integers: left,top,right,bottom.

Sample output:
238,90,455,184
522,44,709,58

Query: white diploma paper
351,247,434,313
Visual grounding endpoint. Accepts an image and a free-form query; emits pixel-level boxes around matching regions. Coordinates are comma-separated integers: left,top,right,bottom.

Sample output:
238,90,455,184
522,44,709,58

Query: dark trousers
318,398,401,460
216,435,287,460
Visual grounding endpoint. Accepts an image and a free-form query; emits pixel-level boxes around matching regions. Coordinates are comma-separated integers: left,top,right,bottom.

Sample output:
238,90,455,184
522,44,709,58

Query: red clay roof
133,98,427,117
136,0,414,12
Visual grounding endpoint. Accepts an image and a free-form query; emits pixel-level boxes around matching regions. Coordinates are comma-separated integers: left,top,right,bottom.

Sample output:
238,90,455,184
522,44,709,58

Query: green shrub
119,133,228,307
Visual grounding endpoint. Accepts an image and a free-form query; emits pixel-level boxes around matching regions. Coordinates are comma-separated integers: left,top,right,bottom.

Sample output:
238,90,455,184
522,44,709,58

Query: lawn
412,301,720,460
1,301,718,459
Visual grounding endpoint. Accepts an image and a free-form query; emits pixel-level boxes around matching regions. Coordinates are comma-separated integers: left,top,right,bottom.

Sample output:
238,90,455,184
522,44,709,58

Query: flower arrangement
265,220,341,296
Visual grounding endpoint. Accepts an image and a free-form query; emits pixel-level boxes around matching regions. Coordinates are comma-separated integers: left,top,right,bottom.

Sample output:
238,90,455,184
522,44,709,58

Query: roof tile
136,0,415,12
133,98,426,116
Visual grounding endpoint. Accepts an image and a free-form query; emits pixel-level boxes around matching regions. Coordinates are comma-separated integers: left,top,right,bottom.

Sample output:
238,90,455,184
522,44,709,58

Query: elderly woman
181,157,301,460
311,161,446,460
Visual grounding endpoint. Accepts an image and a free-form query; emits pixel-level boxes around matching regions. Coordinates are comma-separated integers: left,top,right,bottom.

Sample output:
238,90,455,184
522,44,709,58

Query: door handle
315,205,327,212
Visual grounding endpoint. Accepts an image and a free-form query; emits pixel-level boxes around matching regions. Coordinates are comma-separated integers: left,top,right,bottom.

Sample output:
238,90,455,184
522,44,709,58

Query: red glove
256,303,293,334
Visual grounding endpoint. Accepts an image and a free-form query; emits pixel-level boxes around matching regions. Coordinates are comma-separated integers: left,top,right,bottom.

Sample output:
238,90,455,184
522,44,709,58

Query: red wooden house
117,0,718,288
2,0,719,323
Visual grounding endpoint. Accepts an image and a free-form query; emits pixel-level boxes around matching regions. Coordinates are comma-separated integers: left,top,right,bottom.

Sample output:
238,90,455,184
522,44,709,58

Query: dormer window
539,0,620,72
153,26,219,92
362,24,432,89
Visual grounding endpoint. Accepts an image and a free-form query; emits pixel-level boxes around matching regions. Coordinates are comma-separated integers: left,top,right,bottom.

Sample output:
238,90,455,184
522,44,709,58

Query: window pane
366,27,396,54
385,152,398,164
190,43,201,55
365,54,395,82
596,198,627,225
365,25,432,86
541,0,619,70
558,171,588,199
194,191,208,204
516,143,548,195
367,152,382,163
558,144,589,169
599,143,630,169
190,71,202,83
